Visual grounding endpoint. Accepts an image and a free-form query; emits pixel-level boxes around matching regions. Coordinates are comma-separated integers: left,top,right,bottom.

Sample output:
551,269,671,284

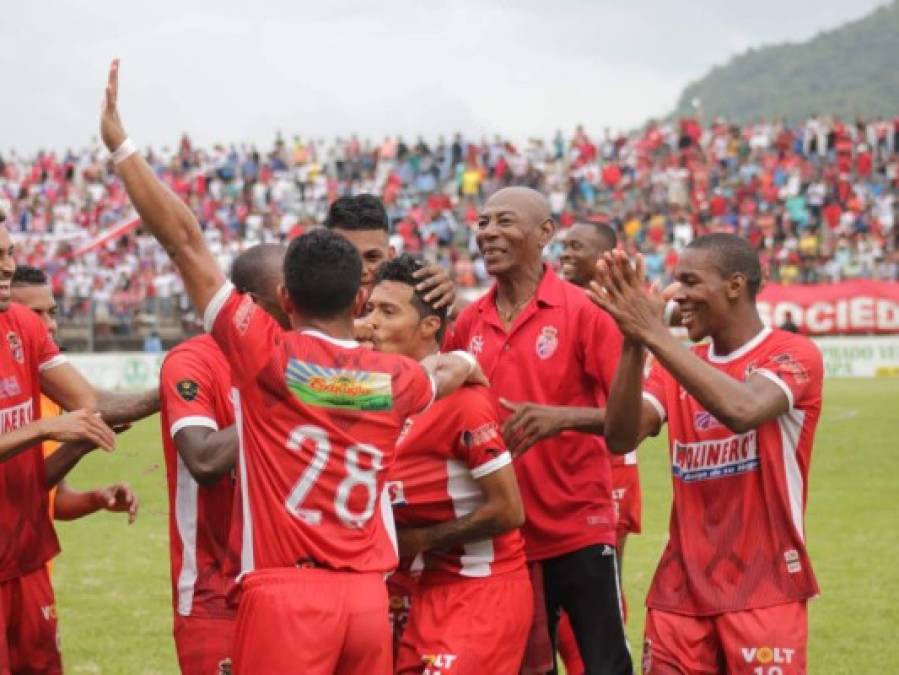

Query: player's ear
278,284,295,318
726,273,745,300
537,218,556,248
419,315,442,342
387,244,396,259
351,287,368,317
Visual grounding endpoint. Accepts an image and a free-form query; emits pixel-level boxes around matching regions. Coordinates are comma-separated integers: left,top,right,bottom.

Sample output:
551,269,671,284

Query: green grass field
53,379,899,674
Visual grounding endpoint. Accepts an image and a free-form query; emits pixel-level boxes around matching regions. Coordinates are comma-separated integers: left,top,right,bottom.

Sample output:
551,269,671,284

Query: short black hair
283,229,361,319
579,222,617,251
374,254,448,343
11,264,48,286
688,233,762,299
324,194,389,231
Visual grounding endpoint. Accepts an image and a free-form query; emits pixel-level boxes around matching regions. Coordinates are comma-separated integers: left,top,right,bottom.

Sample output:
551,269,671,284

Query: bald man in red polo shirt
445,187,632,675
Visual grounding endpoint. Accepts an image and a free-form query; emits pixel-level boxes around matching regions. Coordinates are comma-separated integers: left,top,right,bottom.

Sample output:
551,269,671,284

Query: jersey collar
708,326,772,364
300,329,360,349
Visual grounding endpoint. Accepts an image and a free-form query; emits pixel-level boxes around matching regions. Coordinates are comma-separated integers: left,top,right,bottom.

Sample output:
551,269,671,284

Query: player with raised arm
0,210,157,674
100,59,486,675
589,236,823,675
158,243,286,675
365,255,531,674
11,265,138,525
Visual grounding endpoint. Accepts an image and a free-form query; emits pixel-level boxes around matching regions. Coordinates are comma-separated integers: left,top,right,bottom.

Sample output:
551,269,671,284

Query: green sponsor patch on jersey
285,359,393,411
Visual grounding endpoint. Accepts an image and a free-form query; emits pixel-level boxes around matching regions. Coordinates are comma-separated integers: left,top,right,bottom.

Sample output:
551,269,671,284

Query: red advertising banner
757,280,899,335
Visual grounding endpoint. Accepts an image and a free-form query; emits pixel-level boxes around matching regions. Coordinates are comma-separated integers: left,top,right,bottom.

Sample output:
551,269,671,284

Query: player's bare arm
590,251,790,434
94,388,160,425
53,481,139,524
397,464,524,556
413,264,456,310
420,351,489,400
100,59,224,315
44,420,131,487
174,425,238,485
0,409,116,464
499,399,606,457
603,339,664,453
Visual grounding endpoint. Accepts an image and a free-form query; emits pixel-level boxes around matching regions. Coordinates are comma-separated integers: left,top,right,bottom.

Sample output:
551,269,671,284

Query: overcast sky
0,0,888,153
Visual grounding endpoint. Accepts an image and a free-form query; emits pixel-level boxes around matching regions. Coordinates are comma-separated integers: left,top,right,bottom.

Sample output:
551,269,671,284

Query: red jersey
445,266,622,561
159,334,237,619
642,327,822,615
205,283,434,576
389,385,526,582
0,303,66,580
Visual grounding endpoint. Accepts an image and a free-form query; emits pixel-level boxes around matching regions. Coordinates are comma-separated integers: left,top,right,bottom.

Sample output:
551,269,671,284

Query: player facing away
11,265,138,526
0,216,157,674
365,255,532,675
443,187,632,675
100,59,487,675
158,244,286,675
589,236,823,675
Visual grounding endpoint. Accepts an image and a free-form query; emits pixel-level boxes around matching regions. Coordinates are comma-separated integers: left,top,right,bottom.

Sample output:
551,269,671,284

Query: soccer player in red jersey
159,243,285,675
0,218,157,673
101,59,486,675
590,236,823,675
443,188,632,675
365,255,532,674
11,265,139,525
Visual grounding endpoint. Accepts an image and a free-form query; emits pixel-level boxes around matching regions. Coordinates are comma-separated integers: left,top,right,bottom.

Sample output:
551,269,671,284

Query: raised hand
100,58,127,152
94,482,139,524
586,250,666,343
413,264,456,310
40,409,117,452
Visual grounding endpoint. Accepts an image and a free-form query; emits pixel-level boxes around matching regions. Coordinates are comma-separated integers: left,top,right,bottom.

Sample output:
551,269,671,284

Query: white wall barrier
65,336,899,391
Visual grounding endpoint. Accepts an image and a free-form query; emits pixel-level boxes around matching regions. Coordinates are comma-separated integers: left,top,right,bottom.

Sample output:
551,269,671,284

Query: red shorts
233,568,391,675
174,614,236,675
643,602,807,674
387,570,418,659
611,464,641,541
0,566,60,675
396,568,532,675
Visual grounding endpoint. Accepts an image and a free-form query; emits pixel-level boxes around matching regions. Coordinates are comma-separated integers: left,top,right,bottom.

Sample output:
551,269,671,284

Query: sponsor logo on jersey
535,325,559,359
0,375,21,399
468,334,484,356
386,480,406,506
6,331,23,364
461,421,500,449
0,399,33,433
233,294,255,335
176,379,199,402
693,410,724,431
741,646,795,665
784,549,802,574
772,352,809,384
672,430,759,482
40,603,57,621
285,359,393,410
421,653,458,673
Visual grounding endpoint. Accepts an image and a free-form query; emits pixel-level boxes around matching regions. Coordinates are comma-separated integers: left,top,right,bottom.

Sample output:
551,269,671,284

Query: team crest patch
177,379,199,402
535,326,558,359
468,334,484,356
386,480,406,506
285,359,393,411
6,332,23,364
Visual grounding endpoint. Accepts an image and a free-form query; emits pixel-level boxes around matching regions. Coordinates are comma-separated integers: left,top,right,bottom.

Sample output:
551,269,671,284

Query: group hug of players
0,60,824,675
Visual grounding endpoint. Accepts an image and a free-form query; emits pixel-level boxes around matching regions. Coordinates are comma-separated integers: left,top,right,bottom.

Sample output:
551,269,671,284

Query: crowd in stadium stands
1,114,897,334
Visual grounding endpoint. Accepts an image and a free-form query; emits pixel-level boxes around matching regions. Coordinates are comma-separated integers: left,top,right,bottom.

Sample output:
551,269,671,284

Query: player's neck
294,315,355,341
495,262,544,308
709,310,766,357
412,342,440,364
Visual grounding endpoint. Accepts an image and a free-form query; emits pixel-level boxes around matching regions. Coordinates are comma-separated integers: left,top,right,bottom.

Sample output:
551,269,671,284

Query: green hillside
672,1,899,123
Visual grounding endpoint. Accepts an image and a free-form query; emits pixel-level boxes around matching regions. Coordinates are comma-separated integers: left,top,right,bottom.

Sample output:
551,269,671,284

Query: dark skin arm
602,339,664,453
53,481,139,524
413,265,456,311
499,399,606,457
588,250,790,436
174,426,238,485
44,422,131,487
396,464,524,557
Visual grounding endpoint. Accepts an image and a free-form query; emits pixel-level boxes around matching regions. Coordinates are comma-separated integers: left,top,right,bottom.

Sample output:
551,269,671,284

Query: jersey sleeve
751,338,824,411
580,304,624,400
452,389,511,479
395,358,436,420
161,348,222,438
641,355,668,423
203,281,281,388
22,309,66,373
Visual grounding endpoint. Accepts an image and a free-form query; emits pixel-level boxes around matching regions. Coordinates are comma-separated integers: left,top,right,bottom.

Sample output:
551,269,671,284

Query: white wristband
663,300,677,327
111,137,136,164
450,349,478,375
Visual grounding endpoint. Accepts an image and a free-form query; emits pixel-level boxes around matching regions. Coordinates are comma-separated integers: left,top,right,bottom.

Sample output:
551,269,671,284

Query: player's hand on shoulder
100,58,128,152
94,482,139,524
41,409,117,452
413,263,456,310
499,398,564,457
